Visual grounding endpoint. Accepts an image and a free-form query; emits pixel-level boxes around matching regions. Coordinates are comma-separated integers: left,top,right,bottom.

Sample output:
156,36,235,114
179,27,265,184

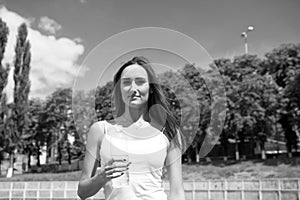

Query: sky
0,0,299,102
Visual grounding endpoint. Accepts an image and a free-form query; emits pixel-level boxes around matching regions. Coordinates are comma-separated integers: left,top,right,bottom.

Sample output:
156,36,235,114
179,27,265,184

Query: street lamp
241,25,254,54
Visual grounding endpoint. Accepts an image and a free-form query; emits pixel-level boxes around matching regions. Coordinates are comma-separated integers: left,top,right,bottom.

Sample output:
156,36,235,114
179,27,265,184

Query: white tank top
100,121,170,200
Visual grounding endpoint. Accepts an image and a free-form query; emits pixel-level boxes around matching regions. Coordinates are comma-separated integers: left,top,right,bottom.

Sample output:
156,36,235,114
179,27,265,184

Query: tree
265,43,300,157
264,43,300,88
278,112,298,157
44,88,72,165
72,90,96,159
0,94,9,175
26,98,46,168
0,18,9,100
0,18,9,176
95,82,114,121
214,55,278,160
7,23,31,177
158,66,207,163
179,64,212,162
285,72,300,130
211,59,235,160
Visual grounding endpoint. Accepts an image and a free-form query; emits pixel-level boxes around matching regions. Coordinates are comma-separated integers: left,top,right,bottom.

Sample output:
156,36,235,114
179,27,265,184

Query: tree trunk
239,133,246,160
261,141,266,160
9,151,14,168
261,150,266,160
36,144,41,167
294,141,298,157
195,143,200,163
68,145,71,165
58,142,62,165
222,137,228,161
235,130,240,160
27,150,31,169
235,139,239,160
251,130,255,157
6,151,14,177
286,141,293,158
187,156,192,164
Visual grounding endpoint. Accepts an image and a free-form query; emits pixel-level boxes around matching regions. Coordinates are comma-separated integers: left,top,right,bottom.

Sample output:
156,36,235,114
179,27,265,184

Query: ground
1,157,300,181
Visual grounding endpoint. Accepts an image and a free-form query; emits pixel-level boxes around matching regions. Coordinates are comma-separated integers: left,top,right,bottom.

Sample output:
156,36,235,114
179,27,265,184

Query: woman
77,56,185,200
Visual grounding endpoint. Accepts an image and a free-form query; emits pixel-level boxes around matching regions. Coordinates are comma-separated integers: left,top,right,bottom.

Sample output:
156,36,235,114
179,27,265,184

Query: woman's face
120,64,150,109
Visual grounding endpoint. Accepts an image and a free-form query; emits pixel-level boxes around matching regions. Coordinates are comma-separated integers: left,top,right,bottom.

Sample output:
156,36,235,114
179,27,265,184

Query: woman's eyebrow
135,77,147,80
121,77,131,80
121,77,147,80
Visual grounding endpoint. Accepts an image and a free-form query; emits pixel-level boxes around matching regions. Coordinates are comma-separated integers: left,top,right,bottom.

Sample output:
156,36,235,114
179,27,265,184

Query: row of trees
0,16,299,175
212,50,300,160
92,44,300,161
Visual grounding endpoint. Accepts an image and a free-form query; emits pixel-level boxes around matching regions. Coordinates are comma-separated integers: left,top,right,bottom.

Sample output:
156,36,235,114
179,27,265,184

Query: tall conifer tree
7,23,31,176
0,18,9,176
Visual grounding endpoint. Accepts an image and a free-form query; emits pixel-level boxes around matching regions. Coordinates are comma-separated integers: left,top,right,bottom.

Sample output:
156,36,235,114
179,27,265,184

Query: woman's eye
136,79,146,85
122,80,131,85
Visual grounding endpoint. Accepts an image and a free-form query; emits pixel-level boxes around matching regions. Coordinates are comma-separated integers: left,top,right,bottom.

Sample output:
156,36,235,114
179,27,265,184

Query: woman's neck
123,106,148,123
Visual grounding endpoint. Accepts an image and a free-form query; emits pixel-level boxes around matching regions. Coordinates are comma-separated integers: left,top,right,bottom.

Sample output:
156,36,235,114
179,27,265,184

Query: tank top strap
103,120,108,135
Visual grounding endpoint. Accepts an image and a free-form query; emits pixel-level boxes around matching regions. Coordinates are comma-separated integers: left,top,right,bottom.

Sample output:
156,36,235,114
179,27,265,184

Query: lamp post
241,25,254,54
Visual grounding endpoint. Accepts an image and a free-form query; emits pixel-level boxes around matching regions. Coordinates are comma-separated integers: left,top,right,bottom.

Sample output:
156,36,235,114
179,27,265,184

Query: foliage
285,72,300,128
26,98,46,167
264,43,300,88
95,82,114,121
212,55,285,158
4,22,32,171
43,88,72,163
0,19,9,167
0,18,9,100
72,89,97,155
264,43,300,154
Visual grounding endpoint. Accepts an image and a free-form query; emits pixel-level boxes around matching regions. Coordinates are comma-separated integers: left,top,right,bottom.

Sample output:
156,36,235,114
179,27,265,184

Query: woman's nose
130,81,138,90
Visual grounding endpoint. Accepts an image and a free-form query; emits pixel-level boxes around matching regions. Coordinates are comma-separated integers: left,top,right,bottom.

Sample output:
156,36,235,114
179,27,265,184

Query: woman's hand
78,122,132,199
98,158,131,182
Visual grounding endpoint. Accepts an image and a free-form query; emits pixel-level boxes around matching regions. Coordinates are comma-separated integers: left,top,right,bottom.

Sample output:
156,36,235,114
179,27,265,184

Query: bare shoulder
87,121,106,144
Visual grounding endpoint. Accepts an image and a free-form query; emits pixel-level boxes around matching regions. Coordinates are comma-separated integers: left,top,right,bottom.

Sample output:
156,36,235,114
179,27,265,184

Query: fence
0,179,300,200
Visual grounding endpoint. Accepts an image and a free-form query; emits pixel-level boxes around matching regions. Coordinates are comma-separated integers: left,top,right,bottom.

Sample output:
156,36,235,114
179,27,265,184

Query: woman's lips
131,96,140,99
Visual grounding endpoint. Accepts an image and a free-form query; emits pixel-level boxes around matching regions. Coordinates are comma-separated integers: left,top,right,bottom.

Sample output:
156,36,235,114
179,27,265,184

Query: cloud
74,37,84,43
79,0,88,4
38,16,62,34
0,6,84,103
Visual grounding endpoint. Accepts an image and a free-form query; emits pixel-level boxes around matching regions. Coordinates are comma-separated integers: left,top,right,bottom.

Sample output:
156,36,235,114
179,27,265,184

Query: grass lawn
1,157,300,181
181,157,300,181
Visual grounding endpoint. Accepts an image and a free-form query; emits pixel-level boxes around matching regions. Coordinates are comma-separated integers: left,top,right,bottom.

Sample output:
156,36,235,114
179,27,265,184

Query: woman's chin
127,102,147,109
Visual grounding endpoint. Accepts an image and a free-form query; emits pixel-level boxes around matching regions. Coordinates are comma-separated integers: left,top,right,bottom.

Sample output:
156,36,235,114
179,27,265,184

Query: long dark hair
113,56,184,150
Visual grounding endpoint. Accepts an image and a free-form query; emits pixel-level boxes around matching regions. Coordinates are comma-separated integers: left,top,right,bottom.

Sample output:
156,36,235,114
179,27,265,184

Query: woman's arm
77,121,108,199
165,142,185,200
77,121,130,199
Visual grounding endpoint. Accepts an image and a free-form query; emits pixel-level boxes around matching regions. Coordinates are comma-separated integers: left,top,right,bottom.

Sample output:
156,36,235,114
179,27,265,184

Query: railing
0,179,300,200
